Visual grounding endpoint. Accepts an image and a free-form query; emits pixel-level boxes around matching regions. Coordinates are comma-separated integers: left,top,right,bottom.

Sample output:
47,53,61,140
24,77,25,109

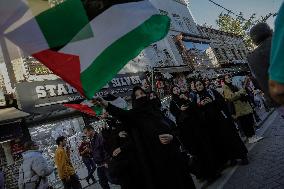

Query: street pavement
222,111,284,189
201,109,283,189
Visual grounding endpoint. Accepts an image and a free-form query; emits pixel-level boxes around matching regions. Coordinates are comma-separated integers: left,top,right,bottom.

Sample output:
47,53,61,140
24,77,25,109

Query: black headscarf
149,91,162,110
131,86,148,109
195,80,214,102
171,86,180,101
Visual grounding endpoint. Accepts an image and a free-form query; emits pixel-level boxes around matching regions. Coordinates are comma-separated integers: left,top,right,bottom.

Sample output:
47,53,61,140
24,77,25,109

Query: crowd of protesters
15,57,276,189
15,3,284,188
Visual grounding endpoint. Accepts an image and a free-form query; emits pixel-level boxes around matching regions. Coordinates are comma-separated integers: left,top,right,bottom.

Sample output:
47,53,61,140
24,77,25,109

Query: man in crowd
248,22,284,117
83,126,113,189
78,136,97,184
78,136,97,185
247,22,275,107
55,136,82,189
18,141,53,189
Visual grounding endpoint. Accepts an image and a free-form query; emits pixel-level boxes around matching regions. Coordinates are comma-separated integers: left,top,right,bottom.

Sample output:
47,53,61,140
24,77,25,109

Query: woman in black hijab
93,86,196,189
192,80,249,179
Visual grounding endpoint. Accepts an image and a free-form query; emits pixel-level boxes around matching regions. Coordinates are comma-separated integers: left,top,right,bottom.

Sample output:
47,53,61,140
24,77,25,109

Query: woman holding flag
92,86,195,189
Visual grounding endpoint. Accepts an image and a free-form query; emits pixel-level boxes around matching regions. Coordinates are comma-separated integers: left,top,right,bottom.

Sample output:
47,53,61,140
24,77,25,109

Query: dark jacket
247,23,277,107
101,119,134,184
90,133,110,164
170,95,190,124
188,89,248,179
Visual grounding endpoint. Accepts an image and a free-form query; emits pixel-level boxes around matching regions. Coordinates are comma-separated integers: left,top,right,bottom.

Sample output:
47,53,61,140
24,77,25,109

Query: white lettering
135,76,142,84
120,78,128,86
57,84,69,96
111,78,121,87
36,86,47,98
45,85,57,97
66,84,77,94
130,76,137,84
123,77,131,86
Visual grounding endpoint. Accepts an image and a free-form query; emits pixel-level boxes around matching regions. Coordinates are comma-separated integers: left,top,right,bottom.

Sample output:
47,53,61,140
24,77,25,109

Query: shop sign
16,79,82,113
95,72,146,97
0,90,5,107
16,72,146,113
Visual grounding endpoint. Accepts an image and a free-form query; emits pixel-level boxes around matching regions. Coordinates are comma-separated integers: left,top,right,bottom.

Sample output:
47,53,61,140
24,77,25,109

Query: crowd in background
14,2,284,188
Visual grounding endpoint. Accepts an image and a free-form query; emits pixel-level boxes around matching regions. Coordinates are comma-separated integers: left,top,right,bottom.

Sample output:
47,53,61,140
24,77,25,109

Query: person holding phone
192,80,248,180
170,86,192,125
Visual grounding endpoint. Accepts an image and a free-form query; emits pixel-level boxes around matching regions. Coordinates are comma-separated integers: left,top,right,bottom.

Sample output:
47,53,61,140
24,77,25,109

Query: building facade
122,0,202,73
198,26,249,66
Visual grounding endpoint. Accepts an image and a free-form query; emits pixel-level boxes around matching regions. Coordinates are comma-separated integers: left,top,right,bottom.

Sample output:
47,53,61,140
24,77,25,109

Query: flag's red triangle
33,50,84,96
64,103,97,117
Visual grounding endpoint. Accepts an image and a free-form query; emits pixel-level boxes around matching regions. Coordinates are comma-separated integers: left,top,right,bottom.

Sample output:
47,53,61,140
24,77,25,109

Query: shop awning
0,107,30,123
153,66,193,73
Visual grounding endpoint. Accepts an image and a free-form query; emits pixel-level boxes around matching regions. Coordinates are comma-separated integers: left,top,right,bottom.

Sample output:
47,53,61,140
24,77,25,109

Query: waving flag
64,100,102,117
6,0,170,99
64,96,127,117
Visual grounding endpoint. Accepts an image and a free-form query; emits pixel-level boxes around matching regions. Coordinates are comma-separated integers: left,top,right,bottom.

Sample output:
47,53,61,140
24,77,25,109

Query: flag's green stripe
35,0,93,49
91,105,103,115
81,15,170,99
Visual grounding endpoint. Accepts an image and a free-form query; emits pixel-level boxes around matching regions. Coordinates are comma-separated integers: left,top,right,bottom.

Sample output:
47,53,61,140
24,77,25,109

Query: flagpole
0,36,16,92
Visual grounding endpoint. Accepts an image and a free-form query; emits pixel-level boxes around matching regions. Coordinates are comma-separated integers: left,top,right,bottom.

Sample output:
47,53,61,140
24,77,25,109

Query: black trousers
82,157,96,181
237,113,255,138
62,174,82,189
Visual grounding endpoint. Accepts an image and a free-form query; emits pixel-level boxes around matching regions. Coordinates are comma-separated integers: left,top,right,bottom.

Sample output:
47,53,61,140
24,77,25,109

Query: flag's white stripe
5,13,49,55
60,0,158,72
0,0,28,32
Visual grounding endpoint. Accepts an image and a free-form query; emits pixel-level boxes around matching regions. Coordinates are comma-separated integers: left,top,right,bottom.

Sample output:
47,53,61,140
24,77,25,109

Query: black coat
180,90,248,179
170,95,190,125
101,119,135,189
106,98,195,189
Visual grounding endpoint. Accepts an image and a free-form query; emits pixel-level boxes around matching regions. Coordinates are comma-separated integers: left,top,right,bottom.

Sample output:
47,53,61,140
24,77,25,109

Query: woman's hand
180,94,188,100
112,147,122,157
118,131,128,138
269,80,284,105
200,98,212,106
180,105,188,111
92,97,109,108
159,134,173,144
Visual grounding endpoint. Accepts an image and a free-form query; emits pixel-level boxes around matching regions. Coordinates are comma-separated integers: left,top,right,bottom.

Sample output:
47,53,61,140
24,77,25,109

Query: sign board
16,79,82,113
16,72,146,113
95,72,146,97
0,90,5,107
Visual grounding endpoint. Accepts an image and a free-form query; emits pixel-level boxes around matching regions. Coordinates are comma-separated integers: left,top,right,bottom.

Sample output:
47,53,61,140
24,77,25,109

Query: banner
16,72,146,113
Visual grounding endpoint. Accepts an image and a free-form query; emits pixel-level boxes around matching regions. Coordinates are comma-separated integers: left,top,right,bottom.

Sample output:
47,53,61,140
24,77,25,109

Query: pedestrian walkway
222,111,284,189
203,110,283,189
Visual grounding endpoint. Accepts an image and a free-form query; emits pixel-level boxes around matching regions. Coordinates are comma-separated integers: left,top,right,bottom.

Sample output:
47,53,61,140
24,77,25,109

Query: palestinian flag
64,95,127,117
5,0,170,99
64,100,102,117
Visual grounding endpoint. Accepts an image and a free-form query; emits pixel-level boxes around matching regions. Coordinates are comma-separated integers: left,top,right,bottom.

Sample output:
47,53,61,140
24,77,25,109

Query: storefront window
29,117,85,188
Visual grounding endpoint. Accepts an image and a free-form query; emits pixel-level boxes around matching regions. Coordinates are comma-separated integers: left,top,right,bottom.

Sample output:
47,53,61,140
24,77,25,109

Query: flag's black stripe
49,0,143,51
81,0,143,20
